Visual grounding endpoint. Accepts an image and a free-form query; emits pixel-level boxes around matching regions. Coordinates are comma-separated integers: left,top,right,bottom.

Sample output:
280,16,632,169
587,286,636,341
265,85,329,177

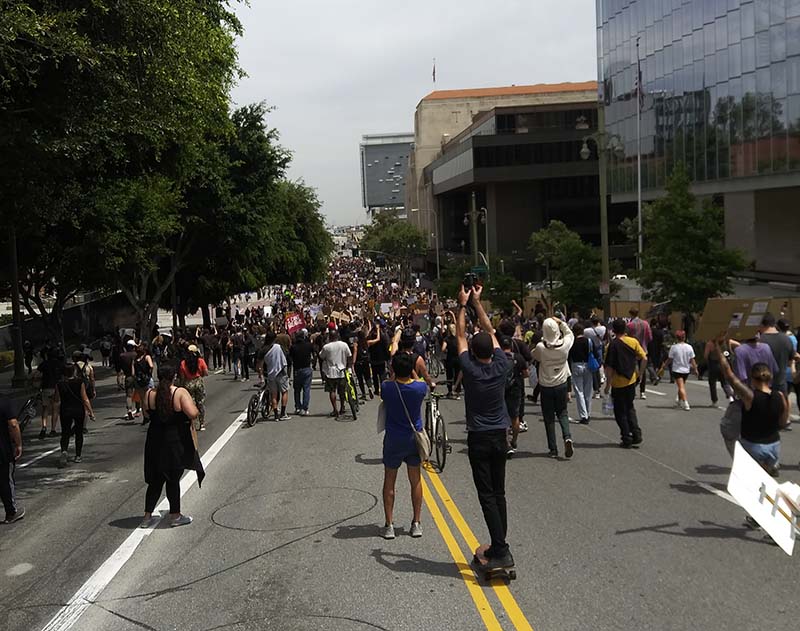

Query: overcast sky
230,0,597,227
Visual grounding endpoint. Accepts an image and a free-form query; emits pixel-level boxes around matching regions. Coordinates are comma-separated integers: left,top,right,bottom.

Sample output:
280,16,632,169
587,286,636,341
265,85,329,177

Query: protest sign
284,313,305,335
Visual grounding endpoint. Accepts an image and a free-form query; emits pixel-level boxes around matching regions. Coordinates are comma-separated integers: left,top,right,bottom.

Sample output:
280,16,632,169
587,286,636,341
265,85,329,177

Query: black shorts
671,371,690,382
505,392,522,420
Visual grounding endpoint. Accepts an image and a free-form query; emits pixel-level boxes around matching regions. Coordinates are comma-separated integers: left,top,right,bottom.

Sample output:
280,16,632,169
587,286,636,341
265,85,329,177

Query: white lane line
645,389,666,396
40,409,247,631
582,425,738,506
18,447,60,469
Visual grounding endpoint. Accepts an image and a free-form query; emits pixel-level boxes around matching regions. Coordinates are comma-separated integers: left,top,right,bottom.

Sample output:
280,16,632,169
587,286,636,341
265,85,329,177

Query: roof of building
421,81,597,101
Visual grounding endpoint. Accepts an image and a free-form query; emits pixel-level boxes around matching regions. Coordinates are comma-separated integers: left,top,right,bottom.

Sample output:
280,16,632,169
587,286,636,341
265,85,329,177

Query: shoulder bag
395,382,431,462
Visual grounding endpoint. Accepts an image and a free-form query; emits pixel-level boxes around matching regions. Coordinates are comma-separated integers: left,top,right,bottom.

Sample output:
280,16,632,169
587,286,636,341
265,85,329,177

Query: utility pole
9,227,27,387
470,192,479,267
598,106,612,318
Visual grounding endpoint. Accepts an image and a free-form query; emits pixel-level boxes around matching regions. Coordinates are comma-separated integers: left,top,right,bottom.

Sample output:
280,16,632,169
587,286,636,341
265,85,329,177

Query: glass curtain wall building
597,0,800,280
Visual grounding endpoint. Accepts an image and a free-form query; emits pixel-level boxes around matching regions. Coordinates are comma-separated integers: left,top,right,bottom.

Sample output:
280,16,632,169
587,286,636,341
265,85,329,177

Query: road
1,365,798,631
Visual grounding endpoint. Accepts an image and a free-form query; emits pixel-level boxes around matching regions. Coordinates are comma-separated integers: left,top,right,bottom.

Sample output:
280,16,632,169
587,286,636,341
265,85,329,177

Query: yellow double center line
422,463,534,631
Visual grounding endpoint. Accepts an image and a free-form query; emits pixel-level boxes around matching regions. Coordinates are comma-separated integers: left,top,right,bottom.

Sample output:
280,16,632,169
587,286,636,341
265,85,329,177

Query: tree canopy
635,163,749,316
2,1,332,342
529,221,609,312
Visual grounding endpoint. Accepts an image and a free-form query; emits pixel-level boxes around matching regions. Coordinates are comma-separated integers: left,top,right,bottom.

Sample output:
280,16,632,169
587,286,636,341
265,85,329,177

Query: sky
230,0,598,227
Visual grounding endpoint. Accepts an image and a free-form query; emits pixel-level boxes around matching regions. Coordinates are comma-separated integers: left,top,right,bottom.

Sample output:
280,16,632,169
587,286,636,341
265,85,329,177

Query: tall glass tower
597,0,800,280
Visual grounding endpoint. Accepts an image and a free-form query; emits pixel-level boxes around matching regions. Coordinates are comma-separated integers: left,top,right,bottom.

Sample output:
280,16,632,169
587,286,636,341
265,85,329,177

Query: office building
423,94,624,277
360,133,414,217
407,83,598,243
597,0,800,281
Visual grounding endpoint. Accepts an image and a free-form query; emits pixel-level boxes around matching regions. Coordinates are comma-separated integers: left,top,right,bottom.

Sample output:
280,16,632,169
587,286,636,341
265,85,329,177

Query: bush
0,351,14,369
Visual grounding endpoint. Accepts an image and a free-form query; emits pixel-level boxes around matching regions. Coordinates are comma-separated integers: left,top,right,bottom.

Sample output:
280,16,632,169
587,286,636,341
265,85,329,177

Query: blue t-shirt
381,380,427,440
459,348,511,432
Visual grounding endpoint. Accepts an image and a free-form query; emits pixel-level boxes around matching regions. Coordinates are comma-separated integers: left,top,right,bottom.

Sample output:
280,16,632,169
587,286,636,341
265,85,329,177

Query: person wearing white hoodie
532,318,575,459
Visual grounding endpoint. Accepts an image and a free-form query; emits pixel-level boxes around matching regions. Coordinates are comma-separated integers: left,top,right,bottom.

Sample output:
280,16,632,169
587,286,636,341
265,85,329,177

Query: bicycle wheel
246,393,259,427
434,411,447,471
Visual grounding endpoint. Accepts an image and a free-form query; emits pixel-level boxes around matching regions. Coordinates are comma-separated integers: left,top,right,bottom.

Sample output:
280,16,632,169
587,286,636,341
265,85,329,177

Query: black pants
242,353,250,379
467,430,509,558
0,461,16,516
60,413,85,457
354,362,371,396
707,362,731,404
212,347,222,369
611,383,641,444
145,470,183,514
370,362,386,395
445,358,461,394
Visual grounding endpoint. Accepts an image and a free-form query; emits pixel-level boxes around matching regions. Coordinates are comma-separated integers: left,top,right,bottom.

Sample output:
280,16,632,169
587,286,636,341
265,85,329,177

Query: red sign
284,313,305,335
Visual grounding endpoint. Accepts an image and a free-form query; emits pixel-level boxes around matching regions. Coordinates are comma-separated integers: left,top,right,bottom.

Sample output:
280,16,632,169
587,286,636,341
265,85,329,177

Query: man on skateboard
455,282,515,572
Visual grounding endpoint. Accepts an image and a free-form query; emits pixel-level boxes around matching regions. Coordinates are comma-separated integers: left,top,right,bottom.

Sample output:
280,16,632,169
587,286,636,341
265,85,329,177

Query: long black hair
156,362,177,419
185,351,199,375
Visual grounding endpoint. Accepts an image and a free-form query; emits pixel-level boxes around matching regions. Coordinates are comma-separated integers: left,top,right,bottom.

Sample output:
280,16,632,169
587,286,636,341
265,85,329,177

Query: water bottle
602,398,614,415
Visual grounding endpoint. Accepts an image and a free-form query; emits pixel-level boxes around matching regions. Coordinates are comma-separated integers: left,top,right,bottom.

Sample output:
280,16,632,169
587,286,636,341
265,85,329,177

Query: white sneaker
519,421,529,433
682,400,691,411
382,523,396,540
640,392,647,400
409,522,422,538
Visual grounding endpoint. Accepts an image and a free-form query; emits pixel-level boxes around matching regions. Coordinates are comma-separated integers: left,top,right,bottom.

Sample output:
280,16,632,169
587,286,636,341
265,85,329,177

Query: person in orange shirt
179,345,209,431
604,319,648,448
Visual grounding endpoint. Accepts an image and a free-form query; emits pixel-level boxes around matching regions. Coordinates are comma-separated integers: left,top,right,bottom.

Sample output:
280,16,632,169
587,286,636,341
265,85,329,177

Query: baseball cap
126,340,136,347
188,344,199,354
327,322,336,330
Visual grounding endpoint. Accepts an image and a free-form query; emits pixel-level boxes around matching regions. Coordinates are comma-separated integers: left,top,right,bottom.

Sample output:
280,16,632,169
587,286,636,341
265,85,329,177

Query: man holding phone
456,279,514,570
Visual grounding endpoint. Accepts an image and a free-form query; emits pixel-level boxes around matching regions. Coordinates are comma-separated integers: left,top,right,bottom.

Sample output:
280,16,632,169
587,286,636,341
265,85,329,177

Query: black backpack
134,358,151,388
505,353,523,393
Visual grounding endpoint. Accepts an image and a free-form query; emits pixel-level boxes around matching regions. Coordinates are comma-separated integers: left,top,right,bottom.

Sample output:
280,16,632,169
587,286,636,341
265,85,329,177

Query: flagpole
636,36,643,271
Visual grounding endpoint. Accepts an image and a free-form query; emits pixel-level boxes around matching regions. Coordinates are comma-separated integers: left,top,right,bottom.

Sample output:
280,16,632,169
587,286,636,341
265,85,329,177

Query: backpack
505,353,523,394
77,361,95,399
134,358,151,388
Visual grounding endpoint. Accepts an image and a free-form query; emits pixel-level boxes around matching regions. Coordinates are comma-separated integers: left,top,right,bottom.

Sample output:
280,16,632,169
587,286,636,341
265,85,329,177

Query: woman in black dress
140,363,204,529
54,365,94,466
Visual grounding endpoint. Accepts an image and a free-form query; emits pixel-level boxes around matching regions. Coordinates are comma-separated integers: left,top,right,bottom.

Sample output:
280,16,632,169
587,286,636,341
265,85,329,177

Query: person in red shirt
179,345,209,431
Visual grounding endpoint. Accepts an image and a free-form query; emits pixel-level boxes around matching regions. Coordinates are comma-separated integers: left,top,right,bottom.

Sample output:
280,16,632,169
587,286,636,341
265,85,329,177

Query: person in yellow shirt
604,319,648,448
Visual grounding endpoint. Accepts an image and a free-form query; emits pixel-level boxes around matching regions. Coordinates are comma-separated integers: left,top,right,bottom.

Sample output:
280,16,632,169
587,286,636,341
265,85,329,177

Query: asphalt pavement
1,366,799,631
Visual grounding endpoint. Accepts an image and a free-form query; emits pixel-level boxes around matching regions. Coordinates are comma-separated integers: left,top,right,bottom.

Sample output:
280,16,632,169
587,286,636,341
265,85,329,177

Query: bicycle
343,369,359,420
426,353,443,379
246,383,270,427
424,390,452,472
18,390,42,436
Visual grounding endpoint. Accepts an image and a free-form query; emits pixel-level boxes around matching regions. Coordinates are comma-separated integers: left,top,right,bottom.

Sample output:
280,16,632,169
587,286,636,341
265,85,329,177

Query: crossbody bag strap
394,381,417,432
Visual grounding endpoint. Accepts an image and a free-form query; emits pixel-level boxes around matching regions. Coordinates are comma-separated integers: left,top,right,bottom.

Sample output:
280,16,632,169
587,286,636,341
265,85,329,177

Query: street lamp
463,195,490,279
410,207,440,281
578,104,623,318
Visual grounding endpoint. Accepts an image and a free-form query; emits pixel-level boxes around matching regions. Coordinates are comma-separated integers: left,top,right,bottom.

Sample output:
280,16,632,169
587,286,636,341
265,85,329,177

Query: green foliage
361,211,426,260
435,260,520,312
636,163,749,315
529,221,609,311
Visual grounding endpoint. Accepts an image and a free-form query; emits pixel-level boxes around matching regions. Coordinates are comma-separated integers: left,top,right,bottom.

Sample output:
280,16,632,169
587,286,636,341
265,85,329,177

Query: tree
1,1,243,341
529,221,609,313
361,212,426,285
636,163,749,318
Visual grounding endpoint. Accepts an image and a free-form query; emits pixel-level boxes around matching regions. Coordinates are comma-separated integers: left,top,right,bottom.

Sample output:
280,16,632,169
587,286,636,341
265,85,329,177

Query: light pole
579,105,623,319
463,193,489,279
410,207,440,280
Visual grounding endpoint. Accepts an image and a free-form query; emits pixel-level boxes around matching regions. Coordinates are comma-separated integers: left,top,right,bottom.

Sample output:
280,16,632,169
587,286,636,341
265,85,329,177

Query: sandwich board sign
727,442,800,556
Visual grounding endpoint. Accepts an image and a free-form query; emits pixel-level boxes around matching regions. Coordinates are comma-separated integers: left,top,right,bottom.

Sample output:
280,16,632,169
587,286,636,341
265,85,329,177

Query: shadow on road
331,524,382,540
615,520,774,545
695,464,731,476
354,454,383,466
369,548,463,578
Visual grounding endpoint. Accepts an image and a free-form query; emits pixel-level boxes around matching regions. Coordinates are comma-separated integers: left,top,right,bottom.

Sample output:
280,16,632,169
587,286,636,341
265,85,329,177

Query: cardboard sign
284,313,305,335
728,442,798,556
695,297,796,341
380,303,393,314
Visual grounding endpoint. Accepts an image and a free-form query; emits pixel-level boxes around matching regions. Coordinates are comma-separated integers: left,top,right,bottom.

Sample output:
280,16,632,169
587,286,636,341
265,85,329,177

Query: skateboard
471,544,517,582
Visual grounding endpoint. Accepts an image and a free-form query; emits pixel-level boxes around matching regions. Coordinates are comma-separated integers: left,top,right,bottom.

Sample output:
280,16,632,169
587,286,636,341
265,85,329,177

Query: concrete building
597,0,800,283
406,82,599,252
360,133,414,217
